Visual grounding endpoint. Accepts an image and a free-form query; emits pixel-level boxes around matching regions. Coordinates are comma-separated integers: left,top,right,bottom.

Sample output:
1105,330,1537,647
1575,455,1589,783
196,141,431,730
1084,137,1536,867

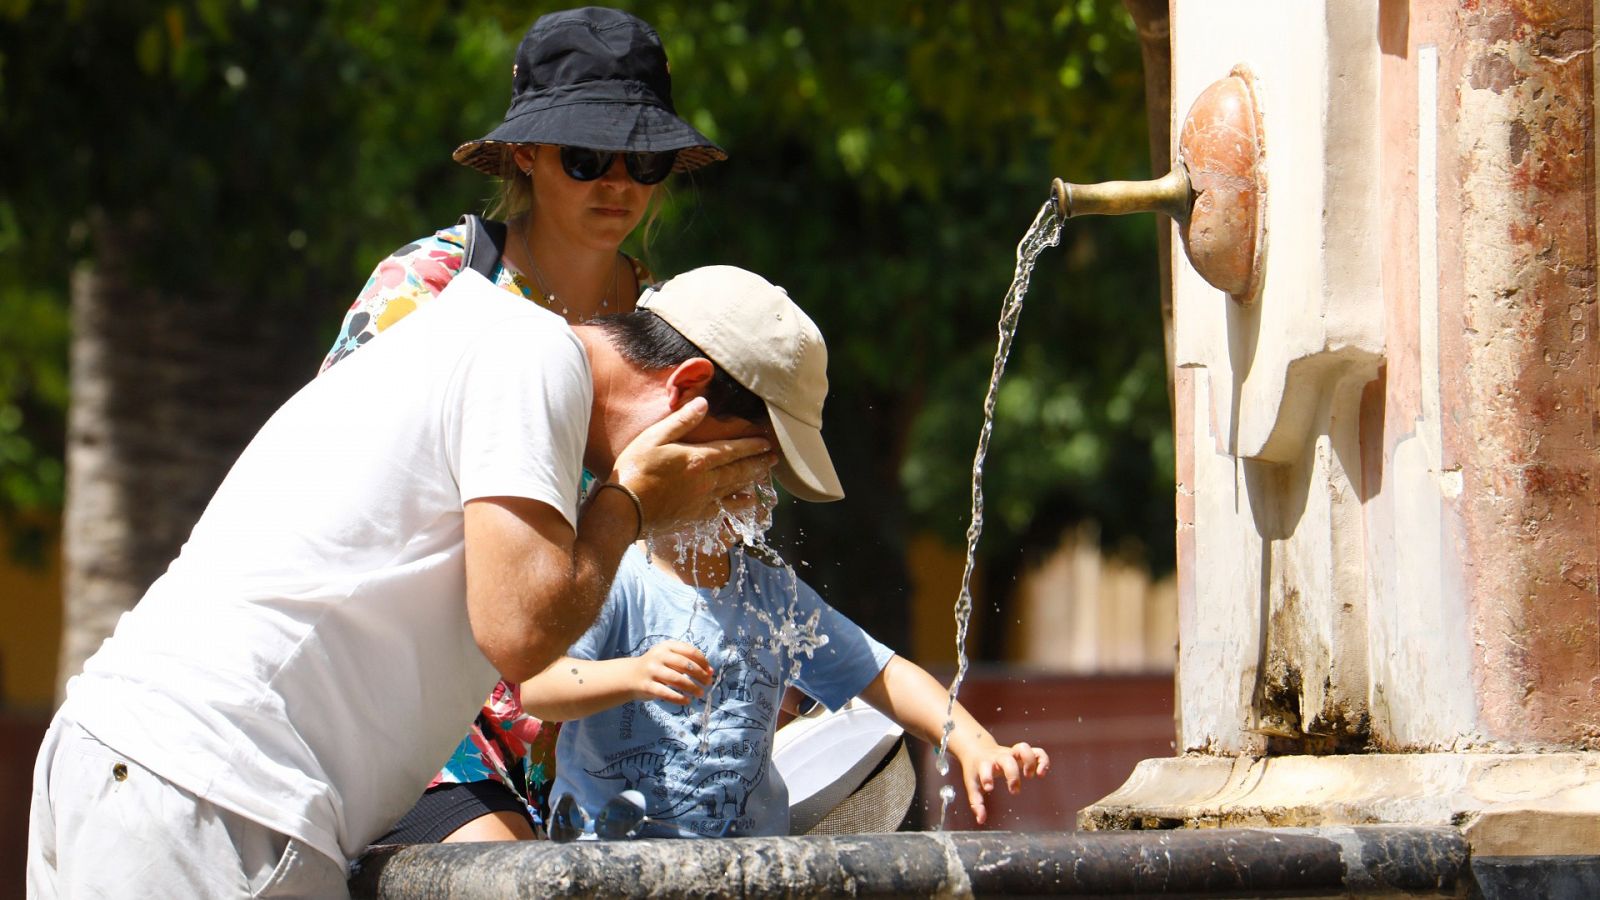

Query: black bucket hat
453,6,726,178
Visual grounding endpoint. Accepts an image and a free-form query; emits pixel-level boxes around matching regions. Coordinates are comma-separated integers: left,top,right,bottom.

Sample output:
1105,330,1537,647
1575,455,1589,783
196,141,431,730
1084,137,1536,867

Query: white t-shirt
63,270,591,865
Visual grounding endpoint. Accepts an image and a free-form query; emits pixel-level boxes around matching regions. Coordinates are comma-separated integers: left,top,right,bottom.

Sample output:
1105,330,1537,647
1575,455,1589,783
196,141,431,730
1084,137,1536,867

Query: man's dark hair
593,310,769,423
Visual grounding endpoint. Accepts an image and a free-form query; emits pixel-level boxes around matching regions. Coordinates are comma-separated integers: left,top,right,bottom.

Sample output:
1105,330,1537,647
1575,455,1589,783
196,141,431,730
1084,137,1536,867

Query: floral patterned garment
322,222,649,372
320,221,650,831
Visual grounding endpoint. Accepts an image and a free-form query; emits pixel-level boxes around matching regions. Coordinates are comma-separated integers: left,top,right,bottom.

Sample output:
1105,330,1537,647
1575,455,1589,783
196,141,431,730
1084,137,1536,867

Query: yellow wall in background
906,531,982,668
0,522,62,711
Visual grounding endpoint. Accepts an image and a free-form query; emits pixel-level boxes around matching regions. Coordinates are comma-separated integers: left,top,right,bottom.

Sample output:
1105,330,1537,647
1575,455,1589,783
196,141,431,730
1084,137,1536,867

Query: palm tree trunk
58,214,321,699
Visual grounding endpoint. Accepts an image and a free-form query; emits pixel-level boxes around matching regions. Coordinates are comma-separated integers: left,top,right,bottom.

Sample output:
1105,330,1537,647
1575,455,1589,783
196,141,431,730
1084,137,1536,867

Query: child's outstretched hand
630,640,713,705
957,739,1050,825
856,655,1051,827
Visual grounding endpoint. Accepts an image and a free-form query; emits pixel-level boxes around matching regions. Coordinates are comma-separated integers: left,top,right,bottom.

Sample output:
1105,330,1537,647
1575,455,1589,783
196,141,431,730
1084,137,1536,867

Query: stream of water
933,199,1063,831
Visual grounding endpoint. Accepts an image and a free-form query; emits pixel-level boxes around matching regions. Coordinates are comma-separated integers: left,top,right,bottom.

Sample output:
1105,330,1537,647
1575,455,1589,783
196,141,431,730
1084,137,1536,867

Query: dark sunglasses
559,146,678,185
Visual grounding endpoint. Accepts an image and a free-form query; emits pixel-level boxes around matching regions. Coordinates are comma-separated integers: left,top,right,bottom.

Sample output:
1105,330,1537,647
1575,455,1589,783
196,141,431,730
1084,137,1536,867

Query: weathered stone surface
1158,0,1596,770
1089,3,1598,892
1443,0,1600,751
1168,0,1386,759
1081,752,1600,857
1471,856,1600,898
350,827,1469,898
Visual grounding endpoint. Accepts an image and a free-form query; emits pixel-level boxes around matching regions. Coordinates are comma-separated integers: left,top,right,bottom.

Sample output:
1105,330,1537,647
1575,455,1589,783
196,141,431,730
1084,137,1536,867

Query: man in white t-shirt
27,266,840,898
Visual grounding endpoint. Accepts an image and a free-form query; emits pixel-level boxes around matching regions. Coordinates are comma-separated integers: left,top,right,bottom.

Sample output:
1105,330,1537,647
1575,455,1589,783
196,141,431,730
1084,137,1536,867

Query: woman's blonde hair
485,162,534,222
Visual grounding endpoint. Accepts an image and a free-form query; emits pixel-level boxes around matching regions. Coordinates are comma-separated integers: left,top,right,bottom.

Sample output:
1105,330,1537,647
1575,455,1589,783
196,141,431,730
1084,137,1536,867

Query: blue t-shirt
550,545,895,837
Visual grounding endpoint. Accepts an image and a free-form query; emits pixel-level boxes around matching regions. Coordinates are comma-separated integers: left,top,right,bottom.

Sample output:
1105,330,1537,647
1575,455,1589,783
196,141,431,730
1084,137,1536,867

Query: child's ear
664,358,715,411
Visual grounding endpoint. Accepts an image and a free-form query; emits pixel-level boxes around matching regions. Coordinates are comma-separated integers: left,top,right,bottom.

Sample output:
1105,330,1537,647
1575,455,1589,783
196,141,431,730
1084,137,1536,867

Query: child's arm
857,655,1049,825
522,641,714,722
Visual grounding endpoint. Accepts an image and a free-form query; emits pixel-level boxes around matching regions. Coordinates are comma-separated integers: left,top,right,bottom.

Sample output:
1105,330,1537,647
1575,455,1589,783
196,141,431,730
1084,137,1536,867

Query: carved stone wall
1169,0,1596,755
1086,1,1597,851
1171,0,1385,755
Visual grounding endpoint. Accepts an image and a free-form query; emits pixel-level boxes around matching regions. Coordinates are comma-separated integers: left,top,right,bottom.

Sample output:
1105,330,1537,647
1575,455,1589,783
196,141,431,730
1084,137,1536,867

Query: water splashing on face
647,480,830,757
654,480,780,561
934,200,1062,831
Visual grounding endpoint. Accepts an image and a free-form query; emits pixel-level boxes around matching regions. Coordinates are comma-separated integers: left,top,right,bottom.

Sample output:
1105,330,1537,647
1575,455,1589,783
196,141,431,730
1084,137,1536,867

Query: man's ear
664,358,715,411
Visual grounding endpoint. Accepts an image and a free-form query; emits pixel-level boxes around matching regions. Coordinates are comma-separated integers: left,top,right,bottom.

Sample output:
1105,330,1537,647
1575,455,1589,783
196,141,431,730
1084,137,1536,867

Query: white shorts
27,715,350,899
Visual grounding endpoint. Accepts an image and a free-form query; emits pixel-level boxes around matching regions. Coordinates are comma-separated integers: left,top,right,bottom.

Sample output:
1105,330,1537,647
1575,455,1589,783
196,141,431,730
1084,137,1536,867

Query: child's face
678,413,780,543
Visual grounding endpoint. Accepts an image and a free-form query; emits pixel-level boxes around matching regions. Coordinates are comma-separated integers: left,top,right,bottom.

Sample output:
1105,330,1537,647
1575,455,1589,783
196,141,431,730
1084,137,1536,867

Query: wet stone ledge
350,825,1471,898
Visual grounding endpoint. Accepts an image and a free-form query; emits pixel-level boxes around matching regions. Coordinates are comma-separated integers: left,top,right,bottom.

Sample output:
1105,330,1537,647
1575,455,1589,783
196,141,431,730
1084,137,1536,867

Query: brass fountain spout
1051,165,1192,224
1051,64,1268,304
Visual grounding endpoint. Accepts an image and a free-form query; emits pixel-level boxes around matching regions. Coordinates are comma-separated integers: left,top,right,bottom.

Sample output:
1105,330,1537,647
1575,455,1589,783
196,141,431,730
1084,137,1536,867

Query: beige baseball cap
637,265,844,502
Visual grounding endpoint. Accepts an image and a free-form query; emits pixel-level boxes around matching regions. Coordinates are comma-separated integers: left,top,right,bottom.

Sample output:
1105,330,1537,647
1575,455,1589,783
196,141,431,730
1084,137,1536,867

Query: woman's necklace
518,222,619,319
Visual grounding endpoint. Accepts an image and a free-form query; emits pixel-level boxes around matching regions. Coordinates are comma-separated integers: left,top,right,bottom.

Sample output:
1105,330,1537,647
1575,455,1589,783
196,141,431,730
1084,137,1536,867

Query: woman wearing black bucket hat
317,7,724,845
321,5,724,371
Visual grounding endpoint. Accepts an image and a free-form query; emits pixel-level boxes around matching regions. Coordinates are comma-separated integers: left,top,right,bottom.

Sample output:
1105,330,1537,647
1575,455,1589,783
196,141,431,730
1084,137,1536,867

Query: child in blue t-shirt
524,276,1050,837
526,528,1051,838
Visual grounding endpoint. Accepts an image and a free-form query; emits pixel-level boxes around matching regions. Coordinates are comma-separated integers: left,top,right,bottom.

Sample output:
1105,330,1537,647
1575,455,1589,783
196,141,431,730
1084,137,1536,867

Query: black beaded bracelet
594,481,645,541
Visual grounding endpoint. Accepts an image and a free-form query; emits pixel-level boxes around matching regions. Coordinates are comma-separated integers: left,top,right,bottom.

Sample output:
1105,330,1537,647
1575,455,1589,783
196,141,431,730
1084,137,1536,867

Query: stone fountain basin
351,825,1476,897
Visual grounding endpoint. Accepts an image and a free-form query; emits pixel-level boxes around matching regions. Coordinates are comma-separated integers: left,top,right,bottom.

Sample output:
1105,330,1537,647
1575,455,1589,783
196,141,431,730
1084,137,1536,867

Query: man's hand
628,640,714,705
607,398,777,534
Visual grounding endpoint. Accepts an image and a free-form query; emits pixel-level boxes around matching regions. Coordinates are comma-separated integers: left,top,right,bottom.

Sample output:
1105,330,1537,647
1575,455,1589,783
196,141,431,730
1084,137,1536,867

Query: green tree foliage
631,1,1172,646
1,1,1169,651
0,0,515,553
